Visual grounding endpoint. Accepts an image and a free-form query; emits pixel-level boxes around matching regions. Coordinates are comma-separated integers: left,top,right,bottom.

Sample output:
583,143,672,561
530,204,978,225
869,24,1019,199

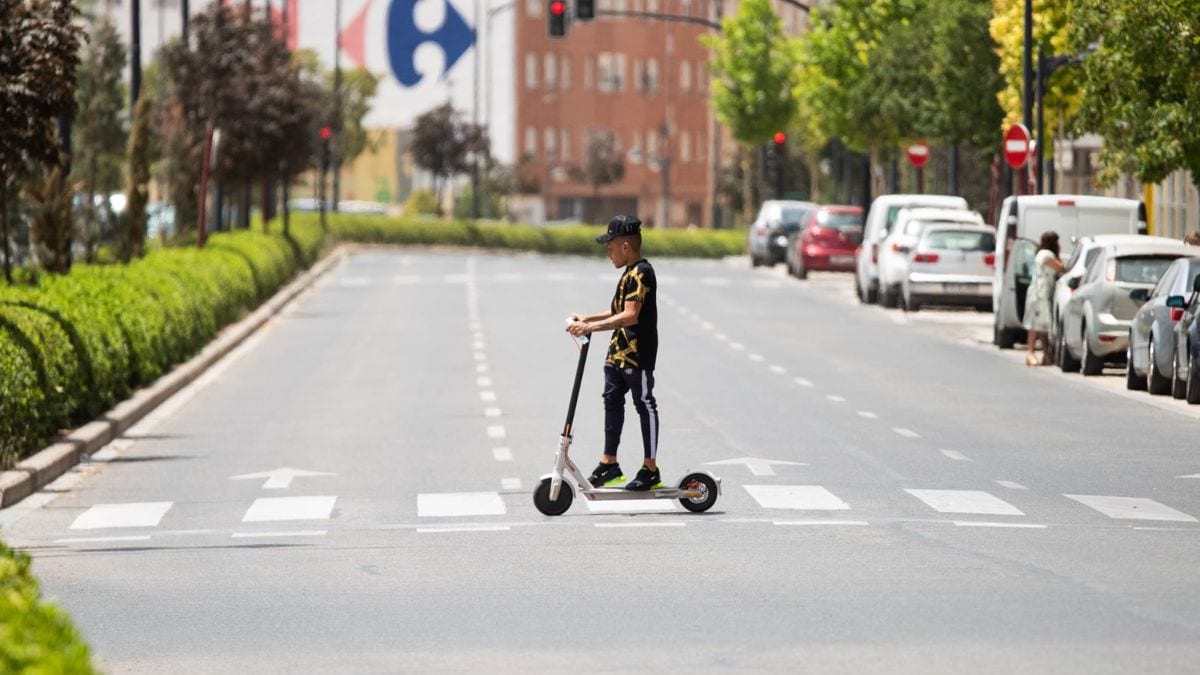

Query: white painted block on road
857,411,878,419
418,492,507,517
242,496,337,522
70,502,173,530
584,500,680,514
826,395,846,403
487,425,506,439
484,407,502,417
501,478,522,490
744,485,850,511
893,427,921,438
477,376,493,387
480,391,497,402
492,447,513,461
1065,495,1198,522
906,490,1023,516
748,354,765,362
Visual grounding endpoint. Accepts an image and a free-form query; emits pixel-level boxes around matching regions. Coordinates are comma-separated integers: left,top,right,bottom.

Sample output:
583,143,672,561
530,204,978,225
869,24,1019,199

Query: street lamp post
332,0,343,214
1035,45,1092,194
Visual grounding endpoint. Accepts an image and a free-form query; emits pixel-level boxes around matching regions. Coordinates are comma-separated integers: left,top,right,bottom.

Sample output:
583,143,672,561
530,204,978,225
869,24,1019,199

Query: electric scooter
532,326,721,516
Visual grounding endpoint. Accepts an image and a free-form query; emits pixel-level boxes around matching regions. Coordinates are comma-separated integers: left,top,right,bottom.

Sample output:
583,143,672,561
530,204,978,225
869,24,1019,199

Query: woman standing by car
1024,231,1066,365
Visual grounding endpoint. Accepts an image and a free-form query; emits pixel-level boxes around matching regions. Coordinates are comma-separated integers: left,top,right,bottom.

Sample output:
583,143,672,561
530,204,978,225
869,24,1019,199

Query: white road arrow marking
231,468,337,490
1178,473,1200,479
704,457,807,476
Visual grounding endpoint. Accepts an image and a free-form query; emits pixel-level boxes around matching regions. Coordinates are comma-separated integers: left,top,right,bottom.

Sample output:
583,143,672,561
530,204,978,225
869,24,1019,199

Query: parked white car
993,194,1146,349
877,208,984,307
1058,238,1191,375
854,194,968,304
901,224,996,312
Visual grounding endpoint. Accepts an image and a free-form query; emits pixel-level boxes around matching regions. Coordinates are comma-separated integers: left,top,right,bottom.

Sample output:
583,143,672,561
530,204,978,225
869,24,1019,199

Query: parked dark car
1127,256,1200,394
786,205,864,279
748,200,816,267
1171,273,1200,403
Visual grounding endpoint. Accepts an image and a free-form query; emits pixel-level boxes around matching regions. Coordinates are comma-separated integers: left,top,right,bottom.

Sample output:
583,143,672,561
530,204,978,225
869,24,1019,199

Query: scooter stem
561,340,590,437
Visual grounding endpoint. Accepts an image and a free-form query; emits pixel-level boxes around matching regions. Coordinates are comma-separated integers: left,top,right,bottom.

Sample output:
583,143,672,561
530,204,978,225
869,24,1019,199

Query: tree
572,130,625,222
930,0,1004,152
122,96,152,261
410,103,488,214
989,0,1080,132
72,17,127,261
0,0,84,281
703,0,800,218
329,68,381,167
1072,0,1200,193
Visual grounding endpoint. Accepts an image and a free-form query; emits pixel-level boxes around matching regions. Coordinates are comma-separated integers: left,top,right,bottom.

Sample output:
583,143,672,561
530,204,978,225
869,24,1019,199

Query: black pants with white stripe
602,363,659,461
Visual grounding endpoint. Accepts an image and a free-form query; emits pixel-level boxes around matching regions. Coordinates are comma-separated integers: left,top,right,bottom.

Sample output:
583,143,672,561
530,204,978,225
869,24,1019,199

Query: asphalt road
4,248,1199,674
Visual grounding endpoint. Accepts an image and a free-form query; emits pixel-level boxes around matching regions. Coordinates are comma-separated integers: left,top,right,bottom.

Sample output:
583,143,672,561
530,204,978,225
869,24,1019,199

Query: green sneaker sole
602,475,627,486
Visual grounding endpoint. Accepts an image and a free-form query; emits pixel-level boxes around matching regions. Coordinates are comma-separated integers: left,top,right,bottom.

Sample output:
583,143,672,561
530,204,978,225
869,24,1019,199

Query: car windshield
1115,256,1179,284
923,230,995,251
819,213,863,231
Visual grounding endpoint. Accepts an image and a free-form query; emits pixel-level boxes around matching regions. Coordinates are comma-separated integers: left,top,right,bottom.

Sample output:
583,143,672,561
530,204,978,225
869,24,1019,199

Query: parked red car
786,205,865,279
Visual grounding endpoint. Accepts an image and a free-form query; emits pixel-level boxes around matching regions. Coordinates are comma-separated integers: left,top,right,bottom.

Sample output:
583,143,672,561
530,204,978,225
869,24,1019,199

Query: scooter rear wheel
677,473,718,513
534,477,574,516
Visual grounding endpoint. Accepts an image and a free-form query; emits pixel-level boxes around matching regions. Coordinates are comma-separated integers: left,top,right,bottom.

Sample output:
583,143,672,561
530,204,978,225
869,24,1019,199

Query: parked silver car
1059,238,1192,375
1127,256,1200,394
747,200,817,267
901,225,996,312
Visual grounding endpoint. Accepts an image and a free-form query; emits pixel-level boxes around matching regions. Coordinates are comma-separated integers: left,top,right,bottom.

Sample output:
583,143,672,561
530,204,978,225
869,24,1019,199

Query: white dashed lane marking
1065,495,1198,522
826,395,846,403
70,502,173,530
857,411,878,419
794,377,814,387
905,490,1023,516
487,425,506,439
418,492,507,517
940,449,971,462
893,428,921,438
492,447,513,461
744,485,851,511
996,480,1028,490
242,496,337,522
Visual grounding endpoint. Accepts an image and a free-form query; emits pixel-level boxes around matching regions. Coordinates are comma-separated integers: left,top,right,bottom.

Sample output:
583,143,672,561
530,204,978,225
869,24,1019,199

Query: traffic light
547,0,567,38
771,132,786,199
576,0,594,20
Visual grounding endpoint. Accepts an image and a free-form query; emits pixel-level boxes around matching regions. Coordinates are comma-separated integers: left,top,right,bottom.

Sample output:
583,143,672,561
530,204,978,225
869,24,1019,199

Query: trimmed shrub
0,539,98,673
0,304,83,433
0,333,48,469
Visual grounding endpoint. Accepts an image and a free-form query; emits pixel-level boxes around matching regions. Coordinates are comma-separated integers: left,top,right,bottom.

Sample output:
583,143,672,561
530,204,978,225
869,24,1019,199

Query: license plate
943,283,979,294
830,255,854,265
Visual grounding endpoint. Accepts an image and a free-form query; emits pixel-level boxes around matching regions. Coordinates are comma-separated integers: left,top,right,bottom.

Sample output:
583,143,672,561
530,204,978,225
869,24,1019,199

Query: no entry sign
906,142,931,168
1004,124,1031,169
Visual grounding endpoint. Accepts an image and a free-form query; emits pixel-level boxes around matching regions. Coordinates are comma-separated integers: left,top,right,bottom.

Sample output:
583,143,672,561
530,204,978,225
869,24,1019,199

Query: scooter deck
579,486,702,501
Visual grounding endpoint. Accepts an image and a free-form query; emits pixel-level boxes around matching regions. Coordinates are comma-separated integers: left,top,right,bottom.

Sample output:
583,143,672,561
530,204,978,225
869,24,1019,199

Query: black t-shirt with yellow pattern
607,259,658,371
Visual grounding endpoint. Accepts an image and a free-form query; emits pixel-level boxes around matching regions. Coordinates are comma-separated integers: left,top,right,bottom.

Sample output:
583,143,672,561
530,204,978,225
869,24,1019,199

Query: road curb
0,245,349,509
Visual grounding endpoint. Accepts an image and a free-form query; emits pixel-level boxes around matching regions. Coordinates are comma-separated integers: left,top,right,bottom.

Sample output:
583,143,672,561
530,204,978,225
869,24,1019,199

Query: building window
560,129,571,161
680,132,691,163
584,56,595,89
612,0,626,12
544,128,558,160
681,0,691,15
633,59,644,91
647,128,658,157
680,61,692,93
525,53,538,89
544,53,557,90
525,127,538,159
631,130,644,164
526,0,540,17
645,58,659,95
561,55,571,90
645,0,658,12
598,52,625,93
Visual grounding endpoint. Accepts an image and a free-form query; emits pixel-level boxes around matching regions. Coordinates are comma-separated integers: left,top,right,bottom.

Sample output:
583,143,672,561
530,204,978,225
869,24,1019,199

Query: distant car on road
877,208,984,307
748,200,817,267
855,194,968,304
786,205,863,279
1128,256,1200,394
1058,238,1191,375
901,224,996,312
1172,273,1200,403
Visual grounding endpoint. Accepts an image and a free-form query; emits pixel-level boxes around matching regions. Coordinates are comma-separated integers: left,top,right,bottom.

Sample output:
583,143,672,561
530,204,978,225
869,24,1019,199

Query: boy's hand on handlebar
567,320,592,337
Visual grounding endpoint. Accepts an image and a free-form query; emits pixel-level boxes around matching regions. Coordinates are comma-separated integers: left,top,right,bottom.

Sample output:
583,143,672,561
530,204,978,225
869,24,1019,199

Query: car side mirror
1129,288,1150,303
1067,277,1081,290
1166,295,1186,308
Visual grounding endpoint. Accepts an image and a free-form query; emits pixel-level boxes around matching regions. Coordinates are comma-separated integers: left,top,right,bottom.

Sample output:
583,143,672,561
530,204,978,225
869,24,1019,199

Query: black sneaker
625,465,662,491
588,462,625,488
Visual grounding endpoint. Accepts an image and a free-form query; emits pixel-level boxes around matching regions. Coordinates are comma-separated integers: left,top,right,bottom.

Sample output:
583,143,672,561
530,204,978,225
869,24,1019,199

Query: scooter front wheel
678,473,718,513
534,477,574,516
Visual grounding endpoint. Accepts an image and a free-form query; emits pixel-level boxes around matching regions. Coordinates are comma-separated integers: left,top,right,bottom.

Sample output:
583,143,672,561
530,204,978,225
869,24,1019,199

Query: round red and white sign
1004,124,1031,169
906,142,931,168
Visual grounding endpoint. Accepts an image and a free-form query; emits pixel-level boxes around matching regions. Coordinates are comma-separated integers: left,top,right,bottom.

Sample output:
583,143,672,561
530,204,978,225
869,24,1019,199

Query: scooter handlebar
565,317,590,345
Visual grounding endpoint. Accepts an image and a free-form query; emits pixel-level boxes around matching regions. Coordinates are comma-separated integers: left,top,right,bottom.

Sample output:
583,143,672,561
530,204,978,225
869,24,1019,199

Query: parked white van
992,194,1147,349
855,194,969,304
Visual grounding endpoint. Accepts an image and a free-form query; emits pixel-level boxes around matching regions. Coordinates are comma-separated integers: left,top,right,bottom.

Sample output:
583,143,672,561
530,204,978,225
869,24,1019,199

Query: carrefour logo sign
381,0,476,88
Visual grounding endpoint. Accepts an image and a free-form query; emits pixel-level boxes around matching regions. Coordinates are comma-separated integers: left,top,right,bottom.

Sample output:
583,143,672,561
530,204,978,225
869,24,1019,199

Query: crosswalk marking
906,490,1023,516
1065,495,1197,522
492,447,513,461
418,492,507,517
70,502,173,530
242,496,337,522
501,478,522,490
484,407,502,417
487,425,506,439
744,485,850,511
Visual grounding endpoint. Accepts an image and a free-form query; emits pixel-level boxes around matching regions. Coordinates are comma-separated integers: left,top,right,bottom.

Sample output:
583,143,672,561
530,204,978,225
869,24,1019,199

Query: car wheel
1081,325,1104,376
1172,350,1188,399
751,254,761,268
1125,340,1147,390
1147,336,1172,395
1187,349,1200,404
796,257,808,280
1059,329,1081,373
903,290,920,312
975,302,993,313
996,324,1017,350
881,284,899,308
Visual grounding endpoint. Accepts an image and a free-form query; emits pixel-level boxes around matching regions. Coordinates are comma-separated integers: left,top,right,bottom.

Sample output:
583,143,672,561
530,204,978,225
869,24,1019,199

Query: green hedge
0,540,97,673
307,213,747,259
0,219,326,470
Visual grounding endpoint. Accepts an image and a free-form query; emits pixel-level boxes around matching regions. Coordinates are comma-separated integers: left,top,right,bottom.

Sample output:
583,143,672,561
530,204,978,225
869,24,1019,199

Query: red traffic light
773,132,786,145
550,0,565,14
319,126,332,140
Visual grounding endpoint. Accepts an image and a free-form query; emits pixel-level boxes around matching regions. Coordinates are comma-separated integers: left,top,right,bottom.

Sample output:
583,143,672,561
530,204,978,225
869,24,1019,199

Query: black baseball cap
595,214,642,243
